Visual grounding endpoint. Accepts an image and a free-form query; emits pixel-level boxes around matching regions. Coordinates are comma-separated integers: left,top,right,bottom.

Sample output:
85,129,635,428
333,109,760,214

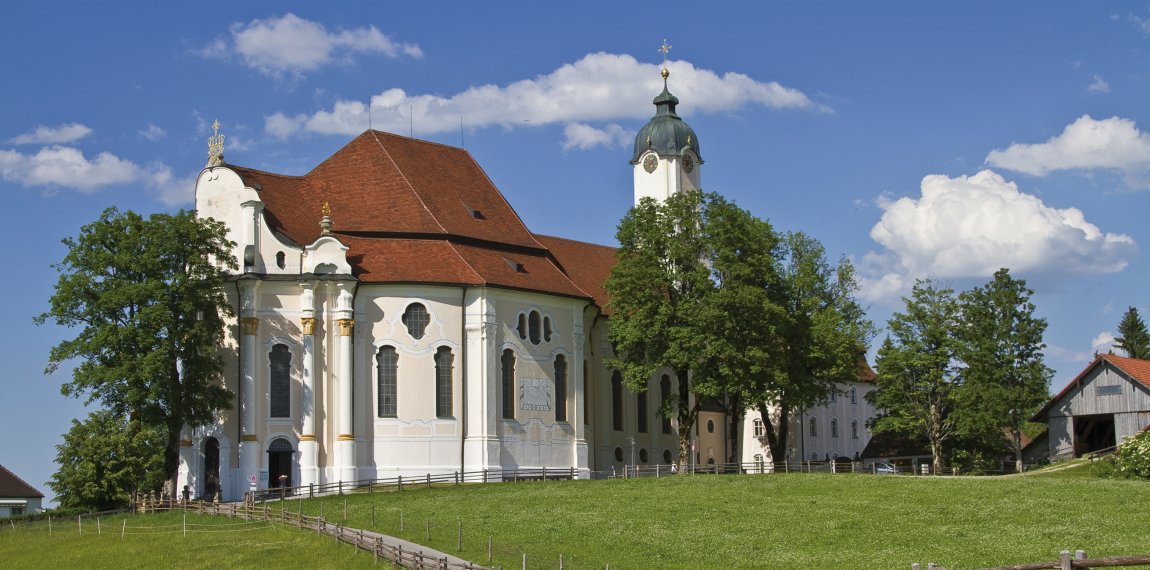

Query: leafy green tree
956,268,1052,473
869,280,961,473
1114,306,1150,360
49,410,166,510
37,208,236,495
739,232,874,464
607,190,779,469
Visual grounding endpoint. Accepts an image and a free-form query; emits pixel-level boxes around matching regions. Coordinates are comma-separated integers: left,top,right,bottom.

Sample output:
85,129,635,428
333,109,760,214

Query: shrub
1114,430,1150,479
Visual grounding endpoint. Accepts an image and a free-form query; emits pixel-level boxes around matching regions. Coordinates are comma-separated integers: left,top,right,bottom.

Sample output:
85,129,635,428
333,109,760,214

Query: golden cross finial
659,39,672,81
320,202,333,235
207,119,225,166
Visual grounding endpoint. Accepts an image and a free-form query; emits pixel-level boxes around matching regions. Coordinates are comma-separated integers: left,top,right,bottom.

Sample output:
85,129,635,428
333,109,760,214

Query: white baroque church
179,66,873,500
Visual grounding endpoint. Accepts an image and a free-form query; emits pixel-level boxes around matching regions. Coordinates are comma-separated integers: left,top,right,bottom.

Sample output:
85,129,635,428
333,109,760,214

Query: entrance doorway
203,437,220,498
268,438,293,488
1073,414,1116,456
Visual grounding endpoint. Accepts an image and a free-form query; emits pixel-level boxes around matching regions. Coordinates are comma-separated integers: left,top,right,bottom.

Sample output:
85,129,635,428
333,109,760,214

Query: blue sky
5,3,1150,503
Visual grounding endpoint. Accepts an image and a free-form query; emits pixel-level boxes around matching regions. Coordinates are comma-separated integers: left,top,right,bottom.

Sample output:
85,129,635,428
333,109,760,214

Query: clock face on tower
643,154,658,173
682,154,694,174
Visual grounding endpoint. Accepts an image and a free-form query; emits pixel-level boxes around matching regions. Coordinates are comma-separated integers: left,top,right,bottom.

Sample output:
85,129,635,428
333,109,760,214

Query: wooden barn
1033,354,1150,460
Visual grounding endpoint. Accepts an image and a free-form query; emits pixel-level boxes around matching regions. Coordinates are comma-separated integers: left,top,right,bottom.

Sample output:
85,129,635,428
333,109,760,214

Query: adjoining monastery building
182,68,876,500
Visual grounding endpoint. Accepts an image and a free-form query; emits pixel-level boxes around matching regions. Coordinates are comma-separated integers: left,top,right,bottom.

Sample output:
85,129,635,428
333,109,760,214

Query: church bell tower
631,40,702,206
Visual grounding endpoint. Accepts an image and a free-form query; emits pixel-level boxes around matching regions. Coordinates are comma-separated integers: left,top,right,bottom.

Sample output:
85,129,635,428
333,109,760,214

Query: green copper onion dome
630,78,702,164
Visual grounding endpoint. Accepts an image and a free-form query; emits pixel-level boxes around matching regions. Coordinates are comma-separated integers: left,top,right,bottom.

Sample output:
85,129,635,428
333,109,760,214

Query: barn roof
1032,353,1150,421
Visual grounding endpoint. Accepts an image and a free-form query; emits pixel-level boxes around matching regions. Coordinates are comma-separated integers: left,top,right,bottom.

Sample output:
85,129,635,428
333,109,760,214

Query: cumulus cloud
265,52,826,142
986,115,1150,188
200,13,422,76
1087,75,1110,94
138,124,167,141
859,170,1136,302
9,123,92,145
0,146,170,193
562,123,630,150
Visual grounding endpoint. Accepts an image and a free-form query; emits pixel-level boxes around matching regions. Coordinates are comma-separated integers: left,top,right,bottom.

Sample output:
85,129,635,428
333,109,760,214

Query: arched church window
809,417,817,437
403,303,430,340
660,375,672,434
851,420,859,439
554,354,567,422
376,346,398,418
707,419,715,434
269,344,291,418
528,311,541,345
611,370,623,431
501,349,516,420
543,316,553,342
517,313,527,340
851,386,857,404
434,346,454,418
275,251,286,269
832,418,839,438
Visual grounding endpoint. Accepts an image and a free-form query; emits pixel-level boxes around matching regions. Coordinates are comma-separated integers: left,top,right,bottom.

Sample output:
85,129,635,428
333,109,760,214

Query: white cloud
859,170,1136,303
265,52,827,142
9,123,92,145
153,170,197,207
986,115,1150,188
202,13,422,77
1130,11,1150,35
562,123,630,150
1092,331,1117,354
1087,75,1110,94
138,124,167,141
0,145,168,193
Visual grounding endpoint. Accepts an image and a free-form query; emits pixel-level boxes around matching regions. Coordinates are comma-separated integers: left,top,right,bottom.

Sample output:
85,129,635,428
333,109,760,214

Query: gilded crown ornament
207,119,225,166
320,202,333,235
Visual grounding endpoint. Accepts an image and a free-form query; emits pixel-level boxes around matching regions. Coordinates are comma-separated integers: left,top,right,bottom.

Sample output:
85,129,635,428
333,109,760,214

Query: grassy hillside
4,473,1149,569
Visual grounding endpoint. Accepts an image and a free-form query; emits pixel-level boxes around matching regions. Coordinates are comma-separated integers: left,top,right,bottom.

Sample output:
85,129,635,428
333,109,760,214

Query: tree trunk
759,402,790,466
727,393,742,466
676,369,694,472
1012,429,1024,474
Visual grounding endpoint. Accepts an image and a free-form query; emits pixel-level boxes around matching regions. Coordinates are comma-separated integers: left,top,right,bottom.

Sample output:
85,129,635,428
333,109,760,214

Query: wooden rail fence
913,549,1150,570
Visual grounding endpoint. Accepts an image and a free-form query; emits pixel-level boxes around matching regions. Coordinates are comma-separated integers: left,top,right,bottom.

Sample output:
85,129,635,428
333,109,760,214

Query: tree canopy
955,268,1052,473
49,410,166,511
869,279,962,473
37,207,236,495
1115,306,1150,360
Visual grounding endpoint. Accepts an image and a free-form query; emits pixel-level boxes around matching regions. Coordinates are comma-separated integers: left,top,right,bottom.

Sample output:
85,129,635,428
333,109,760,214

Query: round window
707,420,715,433
614,447,624,462
663,449,673,464
639,448,648,463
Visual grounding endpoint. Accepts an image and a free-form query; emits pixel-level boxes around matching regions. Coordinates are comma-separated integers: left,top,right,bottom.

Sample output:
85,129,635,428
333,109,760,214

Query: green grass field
4,472,1149,569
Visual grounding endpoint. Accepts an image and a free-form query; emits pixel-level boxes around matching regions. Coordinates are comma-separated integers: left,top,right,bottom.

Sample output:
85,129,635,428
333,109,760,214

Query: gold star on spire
659,39,672,80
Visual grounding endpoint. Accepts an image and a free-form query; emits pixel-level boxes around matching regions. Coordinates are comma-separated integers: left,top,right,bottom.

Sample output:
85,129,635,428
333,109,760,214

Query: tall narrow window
637,386,648,433
850,386,857,404
611,370,623,431
554,354,567,422
376,346,398,418
269,344,291,418
851,419,859,439
435,347,454,418
831,418,839,438
516,314,527,340
809,417,817,437
403,303,430,340
501,349,516,420
543,316,553,342
753,418,764,438
528,311,541,345
660,375,672,434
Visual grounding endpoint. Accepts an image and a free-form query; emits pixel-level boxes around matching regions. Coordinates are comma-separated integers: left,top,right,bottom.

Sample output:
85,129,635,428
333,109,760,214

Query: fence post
483,470,488,484
455,471,459,485
398,475,403,492
372,505,376,528
1059,550,1071,570
426,473,431,489
400,509,404,532
488,536,492,563
457,518,462,551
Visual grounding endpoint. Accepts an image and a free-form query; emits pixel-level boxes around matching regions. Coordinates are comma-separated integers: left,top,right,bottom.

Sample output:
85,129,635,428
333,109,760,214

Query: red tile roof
1032,353,1150,421
229,130,611,304
0,464,43,499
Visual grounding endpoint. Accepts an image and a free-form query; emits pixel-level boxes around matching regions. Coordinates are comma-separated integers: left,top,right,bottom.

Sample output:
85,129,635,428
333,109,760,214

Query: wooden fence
913,549,1150,570
136,499,488,570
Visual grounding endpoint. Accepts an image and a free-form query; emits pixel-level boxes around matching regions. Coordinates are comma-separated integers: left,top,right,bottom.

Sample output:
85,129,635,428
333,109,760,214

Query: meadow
3,469,1149,569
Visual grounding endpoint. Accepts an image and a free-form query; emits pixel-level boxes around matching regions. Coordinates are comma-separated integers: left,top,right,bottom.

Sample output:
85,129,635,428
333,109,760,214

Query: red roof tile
0,464,43,499
228,131,602,303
